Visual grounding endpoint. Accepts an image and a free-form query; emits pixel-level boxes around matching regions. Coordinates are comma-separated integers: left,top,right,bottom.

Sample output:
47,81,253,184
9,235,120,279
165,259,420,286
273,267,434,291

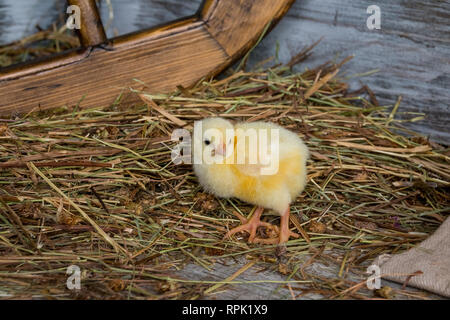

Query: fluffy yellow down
192,118,309,216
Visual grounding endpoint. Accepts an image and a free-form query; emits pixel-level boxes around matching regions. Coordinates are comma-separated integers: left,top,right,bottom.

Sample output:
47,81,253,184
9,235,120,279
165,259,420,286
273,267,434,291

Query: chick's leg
225,207,276,243
279,209,300,243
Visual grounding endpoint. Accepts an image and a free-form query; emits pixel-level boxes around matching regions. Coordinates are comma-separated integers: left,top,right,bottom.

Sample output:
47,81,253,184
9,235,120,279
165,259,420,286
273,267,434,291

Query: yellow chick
192,117,309,244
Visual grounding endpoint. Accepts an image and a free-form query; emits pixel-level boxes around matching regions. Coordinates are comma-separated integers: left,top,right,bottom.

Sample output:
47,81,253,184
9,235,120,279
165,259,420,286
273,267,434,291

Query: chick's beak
215,142,227,156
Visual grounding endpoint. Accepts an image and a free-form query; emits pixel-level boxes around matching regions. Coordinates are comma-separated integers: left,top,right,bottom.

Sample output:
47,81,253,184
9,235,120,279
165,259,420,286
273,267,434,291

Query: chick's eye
204,139,210,145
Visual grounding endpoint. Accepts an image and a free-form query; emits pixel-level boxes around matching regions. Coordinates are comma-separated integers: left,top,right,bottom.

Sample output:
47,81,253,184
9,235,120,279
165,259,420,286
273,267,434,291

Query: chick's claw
280,229,301,243
224,207,278,243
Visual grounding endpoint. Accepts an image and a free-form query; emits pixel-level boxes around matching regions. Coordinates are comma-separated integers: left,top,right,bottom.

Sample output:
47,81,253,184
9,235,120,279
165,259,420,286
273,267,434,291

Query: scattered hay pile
0,50,449,299
0,24,79,68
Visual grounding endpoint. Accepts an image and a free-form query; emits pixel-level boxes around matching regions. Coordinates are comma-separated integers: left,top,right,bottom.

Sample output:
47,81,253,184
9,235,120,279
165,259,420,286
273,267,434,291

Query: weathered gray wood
0,0,201,44
0,1,61,43
249,0,450,144
173,257,443,300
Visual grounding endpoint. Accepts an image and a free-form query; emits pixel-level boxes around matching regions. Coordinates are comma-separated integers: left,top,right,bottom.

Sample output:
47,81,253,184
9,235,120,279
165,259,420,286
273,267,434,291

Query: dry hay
0,21,79,68
0,42,449,299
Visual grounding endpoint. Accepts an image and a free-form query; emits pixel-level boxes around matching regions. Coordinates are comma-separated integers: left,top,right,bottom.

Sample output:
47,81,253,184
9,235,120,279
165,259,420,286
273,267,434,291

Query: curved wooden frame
0,0,294,116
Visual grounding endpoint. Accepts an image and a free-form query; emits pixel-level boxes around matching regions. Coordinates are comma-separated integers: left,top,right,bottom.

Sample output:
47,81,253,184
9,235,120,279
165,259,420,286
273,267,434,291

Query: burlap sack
374,218,450,297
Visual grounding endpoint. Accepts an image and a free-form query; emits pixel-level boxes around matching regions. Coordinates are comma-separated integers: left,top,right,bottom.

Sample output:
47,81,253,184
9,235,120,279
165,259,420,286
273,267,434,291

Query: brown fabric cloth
374,218,450,297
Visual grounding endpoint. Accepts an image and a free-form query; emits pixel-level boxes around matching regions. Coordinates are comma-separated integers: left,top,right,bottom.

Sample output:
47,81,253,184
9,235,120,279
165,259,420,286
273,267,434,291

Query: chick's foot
224,207,277,243
253,208,300,244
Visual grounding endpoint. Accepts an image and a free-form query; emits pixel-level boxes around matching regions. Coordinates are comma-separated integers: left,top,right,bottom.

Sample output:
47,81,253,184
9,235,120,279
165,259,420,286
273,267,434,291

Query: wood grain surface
67,0,107,46
0,0,293,119
204,0,295,57
0,23,227,115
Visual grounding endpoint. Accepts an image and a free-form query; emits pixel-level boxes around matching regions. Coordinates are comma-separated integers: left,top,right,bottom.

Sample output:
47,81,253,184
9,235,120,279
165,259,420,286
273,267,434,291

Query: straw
0,36,448,299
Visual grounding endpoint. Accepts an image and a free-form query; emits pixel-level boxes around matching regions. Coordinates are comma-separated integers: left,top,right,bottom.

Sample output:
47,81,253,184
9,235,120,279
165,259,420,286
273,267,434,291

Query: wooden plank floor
173,257,444,300
0,0,448,299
